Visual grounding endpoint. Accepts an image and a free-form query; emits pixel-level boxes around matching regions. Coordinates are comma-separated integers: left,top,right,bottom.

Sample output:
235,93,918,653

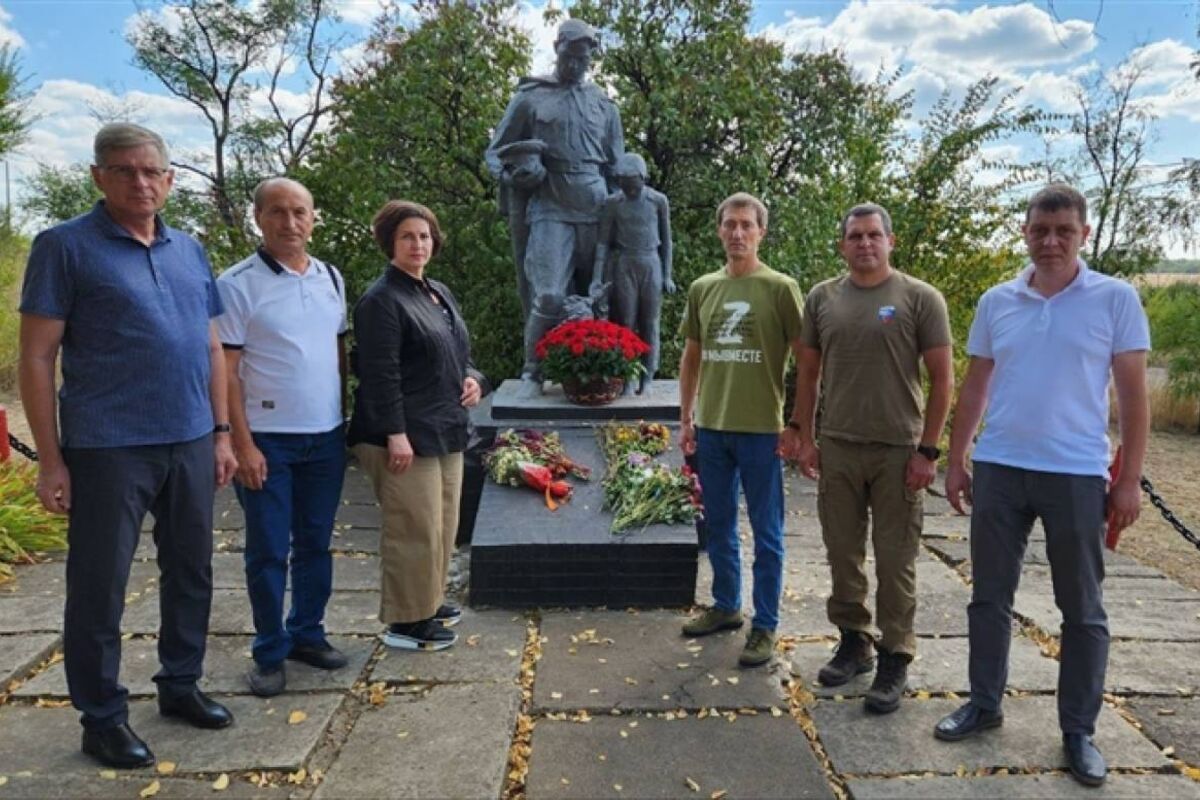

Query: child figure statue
590,153,675,396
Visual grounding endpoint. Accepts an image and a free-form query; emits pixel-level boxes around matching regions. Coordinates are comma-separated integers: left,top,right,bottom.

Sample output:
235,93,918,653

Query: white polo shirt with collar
967,260,1150,478
216,248,347,433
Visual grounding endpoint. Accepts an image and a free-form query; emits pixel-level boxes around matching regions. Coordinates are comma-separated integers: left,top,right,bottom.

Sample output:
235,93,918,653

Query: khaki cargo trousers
817,436,923,656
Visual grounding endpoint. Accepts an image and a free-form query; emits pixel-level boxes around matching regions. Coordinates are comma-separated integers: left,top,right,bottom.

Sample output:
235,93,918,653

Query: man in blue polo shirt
217,177,348,697
19,123,239,769
933,184,1150,788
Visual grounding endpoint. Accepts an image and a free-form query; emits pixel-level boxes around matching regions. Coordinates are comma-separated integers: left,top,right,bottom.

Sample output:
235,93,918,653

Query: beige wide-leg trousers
354,445,463,625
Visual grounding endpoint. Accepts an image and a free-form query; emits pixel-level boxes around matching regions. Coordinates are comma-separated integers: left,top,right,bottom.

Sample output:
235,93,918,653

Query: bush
0,460,67,582
1144,283,1200,432
0,228,28,393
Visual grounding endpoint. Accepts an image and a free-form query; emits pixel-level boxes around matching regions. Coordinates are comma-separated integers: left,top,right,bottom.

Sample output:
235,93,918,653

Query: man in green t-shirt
678,192,805,668
790,203,953,714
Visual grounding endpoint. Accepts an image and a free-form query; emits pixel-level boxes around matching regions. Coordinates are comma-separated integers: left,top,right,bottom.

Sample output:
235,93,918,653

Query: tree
1049,61,1196,275
21,164,102,226
0,46,28,161
127,0,341,255
301,0,530,381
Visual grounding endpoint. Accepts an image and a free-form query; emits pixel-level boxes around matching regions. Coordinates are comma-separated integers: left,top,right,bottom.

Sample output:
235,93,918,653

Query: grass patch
0,460,67,581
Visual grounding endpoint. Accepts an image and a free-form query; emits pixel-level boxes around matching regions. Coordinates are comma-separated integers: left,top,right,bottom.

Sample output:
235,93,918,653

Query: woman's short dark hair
372,200,444,260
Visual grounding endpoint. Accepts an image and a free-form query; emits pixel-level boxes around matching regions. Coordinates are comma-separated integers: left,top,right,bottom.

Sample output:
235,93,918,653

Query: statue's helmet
555,19,599,50
613,153,648,179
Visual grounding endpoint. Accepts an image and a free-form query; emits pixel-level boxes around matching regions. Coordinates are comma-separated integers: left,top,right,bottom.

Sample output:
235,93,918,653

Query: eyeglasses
99,165,171,182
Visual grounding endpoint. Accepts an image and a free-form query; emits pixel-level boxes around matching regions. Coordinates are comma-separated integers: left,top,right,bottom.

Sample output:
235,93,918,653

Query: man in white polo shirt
217,177,349,697
932,184,1150,788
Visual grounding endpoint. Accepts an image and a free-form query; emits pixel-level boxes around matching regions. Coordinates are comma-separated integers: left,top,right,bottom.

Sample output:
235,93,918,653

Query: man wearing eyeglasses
19,123,238,769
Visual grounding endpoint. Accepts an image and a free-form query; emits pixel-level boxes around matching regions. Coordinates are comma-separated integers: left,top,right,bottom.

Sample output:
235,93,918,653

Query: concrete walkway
1,464,1198,798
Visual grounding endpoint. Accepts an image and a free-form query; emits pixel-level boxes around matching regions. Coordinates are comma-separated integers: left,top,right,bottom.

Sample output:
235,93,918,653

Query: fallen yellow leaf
289,768,307,784
614,784,623,792
139,779,161,798
156,761,177,775
711,790,728,800
212,773,230,791
685,776,700,792
0,777,7,788
98,770,117,780
726,677,739,685
288,710,308,725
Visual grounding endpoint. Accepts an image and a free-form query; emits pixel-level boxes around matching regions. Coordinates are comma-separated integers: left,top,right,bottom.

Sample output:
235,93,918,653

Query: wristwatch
213,423,232,434
786,420,804,432
916,444,940,461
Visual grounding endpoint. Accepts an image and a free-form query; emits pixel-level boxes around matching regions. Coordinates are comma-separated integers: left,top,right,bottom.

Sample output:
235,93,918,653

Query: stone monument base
467,383,697,608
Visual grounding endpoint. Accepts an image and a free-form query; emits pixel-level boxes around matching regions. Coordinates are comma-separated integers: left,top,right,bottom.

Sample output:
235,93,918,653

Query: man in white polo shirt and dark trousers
933,184,1150,787
217,178,349,696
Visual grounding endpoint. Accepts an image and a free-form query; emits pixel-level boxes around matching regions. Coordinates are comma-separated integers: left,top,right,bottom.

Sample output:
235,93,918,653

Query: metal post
0,405,10,462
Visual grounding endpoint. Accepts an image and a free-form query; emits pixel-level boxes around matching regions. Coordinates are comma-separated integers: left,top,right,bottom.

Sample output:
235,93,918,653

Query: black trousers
967,461,1108,735
62,435,215,730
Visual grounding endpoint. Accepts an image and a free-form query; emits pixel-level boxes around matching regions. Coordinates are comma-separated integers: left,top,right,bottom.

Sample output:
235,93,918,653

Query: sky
0,0,1197,251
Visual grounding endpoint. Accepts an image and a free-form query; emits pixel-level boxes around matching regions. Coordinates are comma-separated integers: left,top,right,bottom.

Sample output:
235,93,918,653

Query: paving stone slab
778,587,974,639
1126,697,1200,765
0,596,66,634
919,517,972,539
314,683,519,800
339,467,378,505
0,694,342,774
0,633,59,687
813,696,1169,775
121,589,382,635
534,611,787,712
788,635,1057,697
334,503,381,529
1017,567,1190,601
208,552,381,592
370,609,526,685
1015,594,1200,641
328,528,380,555
14,635,373,698
1107,642,1200,695
0,562,67,597
525,713,834,799
847,774,1200,799
0,774,294,799
925,538,1165,577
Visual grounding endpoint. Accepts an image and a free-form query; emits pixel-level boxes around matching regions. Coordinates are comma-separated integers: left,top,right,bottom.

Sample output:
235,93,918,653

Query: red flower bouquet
535,320,650,385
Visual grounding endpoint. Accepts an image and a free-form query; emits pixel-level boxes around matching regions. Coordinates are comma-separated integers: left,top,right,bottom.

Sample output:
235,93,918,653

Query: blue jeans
236,427,346,667
695,428,785,632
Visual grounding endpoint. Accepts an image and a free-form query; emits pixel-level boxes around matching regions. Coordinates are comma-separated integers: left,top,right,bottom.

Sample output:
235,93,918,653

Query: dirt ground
3,394,1199,588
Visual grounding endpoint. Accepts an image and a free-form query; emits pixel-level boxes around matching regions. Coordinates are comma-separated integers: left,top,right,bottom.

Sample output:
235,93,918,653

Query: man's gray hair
93,123,169,168
716,192,768,229
252,177,313,213
839,203,892,238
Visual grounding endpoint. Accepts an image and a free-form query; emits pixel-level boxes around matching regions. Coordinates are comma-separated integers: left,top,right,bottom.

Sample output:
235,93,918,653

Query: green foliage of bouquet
0,461,68,582
535,320,650,383
596,422,703,534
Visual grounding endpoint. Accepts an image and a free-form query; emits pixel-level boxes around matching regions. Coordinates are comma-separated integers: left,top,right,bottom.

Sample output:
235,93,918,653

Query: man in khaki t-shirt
678,192,805,669
790,203,953,714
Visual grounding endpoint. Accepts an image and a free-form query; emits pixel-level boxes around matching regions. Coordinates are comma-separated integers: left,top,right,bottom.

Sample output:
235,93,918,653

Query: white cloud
1121,39,1195,89
1016,70,1083,114
336,0,398,27
506,2,559,76
0,3,24,49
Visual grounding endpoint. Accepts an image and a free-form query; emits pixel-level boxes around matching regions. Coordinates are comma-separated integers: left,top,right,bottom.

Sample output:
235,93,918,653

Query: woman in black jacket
348,200,483,651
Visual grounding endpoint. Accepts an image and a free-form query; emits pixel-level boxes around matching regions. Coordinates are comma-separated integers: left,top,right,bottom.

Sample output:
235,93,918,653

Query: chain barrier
7,433,38,462
1140,475,1200,551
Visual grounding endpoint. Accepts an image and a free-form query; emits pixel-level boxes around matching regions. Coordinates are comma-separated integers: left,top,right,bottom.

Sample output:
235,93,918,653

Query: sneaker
681,608,744,637
381,618,457,651
817,628,876,687
738,627,775,667
434,603,463,627
864,650,911,714
288,641,349,670
246,663,286,697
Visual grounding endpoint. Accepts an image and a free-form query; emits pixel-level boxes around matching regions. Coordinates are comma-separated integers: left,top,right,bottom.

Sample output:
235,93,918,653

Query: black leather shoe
1064,733,1107,786
81,723,155,769
934,702,1004,741
158,689,234,729
288,641,349,671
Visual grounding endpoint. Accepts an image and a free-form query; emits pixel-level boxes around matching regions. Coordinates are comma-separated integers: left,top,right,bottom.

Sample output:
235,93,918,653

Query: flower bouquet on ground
483,428,591,510
535,320,650,404
596,422,704,534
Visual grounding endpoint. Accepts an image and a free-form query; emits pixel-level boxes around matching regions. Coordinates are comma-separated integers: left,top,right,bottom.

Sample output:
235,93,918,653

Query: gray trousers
522,219,597,374
63,435,215,730
611,252,663,377
968,461,1108,735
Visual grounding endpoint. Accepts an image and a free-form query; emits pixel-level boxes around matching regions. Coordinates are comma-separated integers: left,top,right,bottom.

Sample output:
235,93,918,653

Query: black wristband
213,423,232,434
786,420,803,432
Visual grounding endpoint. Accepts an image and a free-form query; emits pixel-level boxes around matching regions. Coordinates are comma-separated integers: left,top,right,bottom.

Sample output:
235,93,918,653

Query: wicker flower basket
561,375,625,406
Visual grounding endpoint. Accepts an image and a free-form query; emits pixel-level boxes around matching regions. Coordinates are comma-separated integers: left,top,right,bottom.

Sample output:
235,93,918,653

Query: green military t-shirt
681,265,804,433
801,270,951,446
